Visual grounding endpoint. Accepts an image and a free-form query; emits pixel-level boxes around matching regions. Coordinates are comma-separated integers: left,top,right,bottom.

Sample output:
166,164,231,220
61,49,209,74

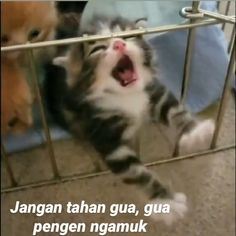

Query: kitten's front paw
178,119,215,155
149,192,188,226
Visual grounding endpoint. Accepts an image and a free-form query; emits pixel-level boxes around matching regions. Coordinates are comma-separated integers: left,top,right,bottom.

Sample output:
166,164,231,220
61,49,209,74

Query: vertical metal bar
1,144,17,186
228,27,235,54
217,1,221,11
174,1,200,157
180,1,200,103
222,1,231,30
224,1,231,15
27,50,60,178
211,36,235,148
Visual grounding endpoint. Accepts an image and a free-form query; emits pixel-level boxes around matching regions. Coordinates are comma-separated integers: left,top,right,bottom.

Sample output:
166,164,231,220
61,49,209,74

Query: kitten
45,16,215,225
1,2,58,134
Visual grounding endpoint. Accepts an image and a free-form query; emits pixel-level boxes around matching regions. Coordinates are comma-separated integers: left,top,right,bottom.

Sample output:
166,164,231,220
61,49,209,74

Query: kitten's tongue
118,69,137,86
112,55,137,86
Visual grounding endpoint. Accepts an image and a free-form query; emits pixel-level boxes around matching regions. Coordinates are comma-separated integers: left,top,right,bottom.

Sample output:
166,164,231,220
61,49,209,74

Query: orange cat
1,58,33,135
1,1,58,61
1,2,58,135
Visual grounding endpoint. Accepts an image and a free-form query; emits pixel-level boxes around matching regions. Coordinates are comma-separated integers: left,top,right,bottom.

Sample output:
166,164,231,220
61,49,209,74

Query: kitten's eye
1,34,9,44
89,45,107,56
88,41,96,45
28,29,41,41
123,36,135,40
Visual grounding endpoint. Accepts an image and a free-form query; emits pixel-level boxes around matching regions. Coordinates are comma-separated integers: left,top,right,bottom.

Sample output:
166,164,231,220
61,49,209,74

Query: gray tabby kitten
45,16,215,225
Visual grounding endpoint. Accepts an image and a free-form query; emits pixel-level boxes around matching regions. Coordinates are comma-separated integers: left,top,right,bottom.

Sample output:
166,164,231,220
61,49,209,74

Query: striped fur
45,16,214,225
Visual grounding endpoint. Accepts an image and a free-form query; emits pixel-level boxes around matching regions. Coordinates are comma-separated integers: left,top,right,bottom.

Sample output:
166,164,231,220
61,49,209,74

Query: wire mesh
1,1,235,193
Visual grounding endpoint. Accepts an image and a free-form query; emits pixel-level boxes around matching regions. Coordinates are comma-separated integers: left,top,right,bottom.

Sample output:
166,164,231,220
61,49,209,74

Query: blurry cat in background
1,58,33,135
1,2,58,134
1,1,58,62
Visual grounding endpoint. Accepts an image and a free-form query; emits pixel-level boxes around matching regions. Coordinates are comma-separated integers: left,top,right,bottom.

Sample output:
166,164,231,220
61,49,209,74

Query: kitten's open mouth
112,55,137,87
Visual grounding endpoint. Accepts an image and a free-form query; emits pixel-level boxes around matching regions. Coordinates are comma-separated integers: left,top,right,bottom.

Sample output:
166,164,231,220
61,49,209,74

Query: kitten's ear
135,18,148,28
53,56,69,68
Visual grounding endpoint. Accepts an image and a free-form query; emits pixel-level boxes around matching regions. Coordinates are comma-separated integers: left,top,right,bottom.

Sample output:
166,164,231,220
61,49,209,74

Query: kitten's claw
149,192,188,226
178,119,215,155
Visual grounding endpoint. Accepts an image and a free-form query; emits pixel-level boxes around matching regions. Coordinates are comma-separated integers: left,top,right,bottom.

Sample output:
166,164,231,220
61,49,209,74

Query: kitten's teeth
178,119,215,155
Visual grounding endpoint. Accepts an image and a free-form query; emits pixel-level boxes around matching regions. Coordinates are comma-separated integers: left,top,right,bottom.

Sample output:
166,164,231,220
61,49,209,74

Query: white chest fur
93,90,149,120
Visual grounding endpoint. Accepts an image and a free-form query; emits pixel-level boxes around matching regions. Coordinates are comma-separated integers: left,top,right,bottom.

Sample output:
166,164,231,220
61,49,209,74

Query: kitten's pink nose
113,40,126,52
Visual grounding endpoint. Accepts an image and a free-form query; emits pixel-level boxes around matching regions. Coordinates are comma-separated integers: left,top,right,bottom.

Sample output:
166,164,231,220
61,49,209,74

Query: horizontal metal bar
1,143,235,194
1,170,110,194
199,8,235,24
146,143,235,168
0,18,225,52
180,6,235,23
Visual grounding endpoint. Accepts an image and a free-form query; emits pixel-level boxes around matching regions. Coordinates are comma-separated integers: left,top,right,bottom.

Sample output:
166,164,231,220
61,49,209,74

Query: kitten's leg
148,81,215,155
88,118,187,225
105,144,188,225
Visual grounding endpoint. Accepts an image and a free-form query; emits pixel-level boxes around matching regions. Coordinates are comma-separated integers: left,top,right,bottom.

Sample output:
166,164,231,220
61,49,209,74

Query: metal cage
1,1,235,193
